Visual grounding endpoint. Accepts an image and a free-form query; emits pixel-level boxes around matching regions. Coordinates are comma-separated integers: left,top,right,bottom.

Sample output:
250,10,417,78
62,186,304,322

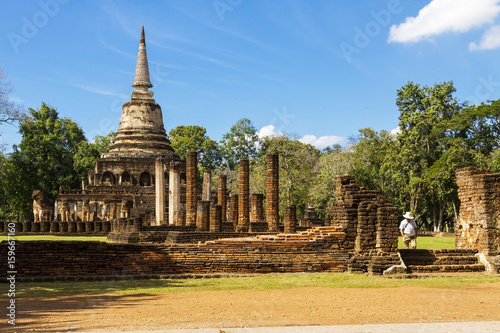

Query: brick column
210,204,222,232
284,204,296,234
250,193,264,222
202,169,211,201
155,158,165,226
355,201,377,252
228,194,238,229
186,151,198,226
174,211,186,226
217,174,227,222
196,201,210,231
168,161,181,226
237,159,250,232
456,167,500,255
266,154,279,232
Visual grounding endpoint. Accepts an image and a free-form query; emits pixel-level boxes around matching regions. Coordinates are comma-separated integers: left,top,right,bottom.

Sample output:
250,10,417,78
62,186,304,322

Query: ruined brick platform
400,249,485,274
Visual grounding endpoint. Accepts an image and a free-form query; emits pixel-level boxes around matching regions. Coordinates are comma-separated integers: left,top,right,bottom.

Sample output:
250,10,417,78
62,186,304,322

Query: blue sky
1,0,500,151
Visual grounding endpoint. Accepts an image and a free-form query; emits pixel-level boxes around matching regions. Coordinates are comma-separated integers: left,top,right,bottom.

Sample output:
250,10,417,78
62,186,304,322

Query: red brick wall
0,240,350,280
456,167,500,255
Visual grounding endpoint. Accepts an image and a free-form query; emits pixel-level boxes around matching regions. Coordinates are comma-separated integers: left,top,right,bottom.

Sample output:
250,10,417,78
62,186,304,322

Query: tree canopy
4,103,87,220
168,125,221,169
220,118,260,169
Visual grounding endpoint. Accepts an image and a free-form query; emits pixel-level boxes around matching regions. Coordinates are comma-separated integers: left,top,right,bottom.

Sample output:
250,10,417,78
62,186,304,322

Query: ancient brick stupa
104,26,174,158
55,27,181,225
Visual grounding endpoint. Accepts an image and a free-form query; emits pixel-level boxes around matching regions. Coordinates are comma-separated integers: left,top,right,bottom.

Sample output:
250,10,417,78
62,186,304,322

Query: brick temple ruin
55,27,181,228
1,28,499,280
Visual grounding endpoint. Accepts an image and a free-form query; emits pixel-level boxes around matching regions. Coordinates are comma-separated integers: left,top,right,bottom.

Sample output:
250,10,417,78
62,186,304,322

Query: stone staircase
399,249,486,275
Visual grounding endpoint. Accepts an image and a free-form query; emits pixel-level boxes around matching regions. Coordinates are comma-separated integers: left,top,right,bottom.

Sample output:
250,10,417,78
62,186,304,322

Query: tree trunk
437,205,444,232
432,205,439,232
433,202,444,232
452,199,459,221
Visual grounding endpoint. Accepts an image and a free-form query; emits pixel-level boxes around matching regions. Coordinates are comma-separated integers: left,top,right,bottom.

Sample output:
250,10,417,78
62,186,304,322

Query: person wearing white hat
399,212,418,249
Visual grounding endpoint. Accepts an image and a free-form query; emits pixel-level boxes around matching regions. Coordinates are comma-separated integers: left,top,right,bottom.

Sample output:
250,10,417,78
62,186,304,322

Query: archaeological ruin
1,27,499,281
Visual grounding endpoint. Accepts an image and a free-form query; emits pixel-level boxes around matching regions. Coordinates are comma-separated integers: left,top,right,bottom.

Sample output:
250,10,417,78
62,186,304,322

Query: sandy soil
5,282,500,332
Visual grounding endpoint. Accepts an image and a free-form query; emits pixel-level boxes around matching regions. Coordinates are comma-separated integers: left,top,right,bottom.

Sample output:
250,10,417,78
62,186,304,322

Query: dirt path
6,283,500,332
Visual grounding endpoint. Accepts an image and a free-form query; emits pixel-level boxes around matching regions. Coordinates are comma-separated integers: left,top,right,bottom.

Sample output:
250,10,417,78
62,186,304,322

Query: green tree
445,99,500,156
394,81,464,230
2,150,33,221
351,128,398,194
9,103,86,219
424,139,486,231
168,125,221,169
220,118,260,169
74,132,115,178
311,145,354,219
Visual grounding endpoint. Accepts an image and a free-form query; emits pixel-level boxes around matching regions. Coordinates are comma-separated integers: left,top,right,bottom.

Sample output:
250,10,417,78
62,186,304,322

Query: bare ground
4,281,500,332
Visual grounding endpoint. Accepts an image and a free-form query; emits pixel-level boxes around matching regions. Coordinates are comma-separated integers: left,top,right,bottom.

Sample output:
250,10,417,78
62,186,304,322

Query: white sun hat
403,212,414,219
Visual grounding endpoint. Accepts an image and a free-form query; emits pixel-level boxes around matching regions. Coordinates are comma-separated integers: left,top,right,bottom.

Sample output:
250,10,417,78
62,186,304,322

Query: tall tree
10,103,86,219
395,81,464,230
220,118,260,169
168,125,221,169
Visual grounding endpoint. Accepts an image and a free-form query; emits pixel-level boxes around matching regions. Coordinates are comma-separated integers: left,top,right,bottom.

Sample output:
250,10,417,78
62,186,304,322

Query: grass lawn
0,235,107,242
3,235,455,248
398,236,455,249
9,273,500,298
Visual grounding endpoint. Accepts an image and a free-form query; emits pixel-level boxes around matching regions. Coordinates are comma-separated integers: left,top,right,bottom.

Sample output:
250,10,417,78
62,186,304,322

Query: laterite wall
456,167,500,255
0,232,351,281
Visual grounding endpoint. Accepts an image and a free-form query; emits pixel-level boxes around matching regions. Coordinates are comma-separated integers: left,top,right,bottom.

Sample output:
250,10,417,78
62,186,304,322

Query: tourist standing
399,212,418,249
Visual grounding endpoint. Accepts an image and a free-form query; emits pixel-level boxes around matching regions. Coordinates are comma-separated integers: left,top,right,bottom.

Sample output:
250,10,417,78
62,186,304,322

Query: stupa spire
132,26,153,98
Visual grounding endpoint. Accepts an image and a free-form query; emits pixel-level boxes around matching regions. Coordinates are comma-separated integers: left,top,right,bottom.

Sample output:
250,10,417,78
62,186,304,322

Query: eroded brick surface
456,167,500,255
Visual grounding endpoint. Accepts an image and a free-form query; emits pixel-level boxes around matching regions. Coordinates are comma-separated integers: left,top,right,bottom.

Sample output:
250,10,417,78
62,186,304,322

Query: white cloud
469,25,500,50
389,0,500,43
299,134,344,149
258,125,344,149
257,124,282,138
